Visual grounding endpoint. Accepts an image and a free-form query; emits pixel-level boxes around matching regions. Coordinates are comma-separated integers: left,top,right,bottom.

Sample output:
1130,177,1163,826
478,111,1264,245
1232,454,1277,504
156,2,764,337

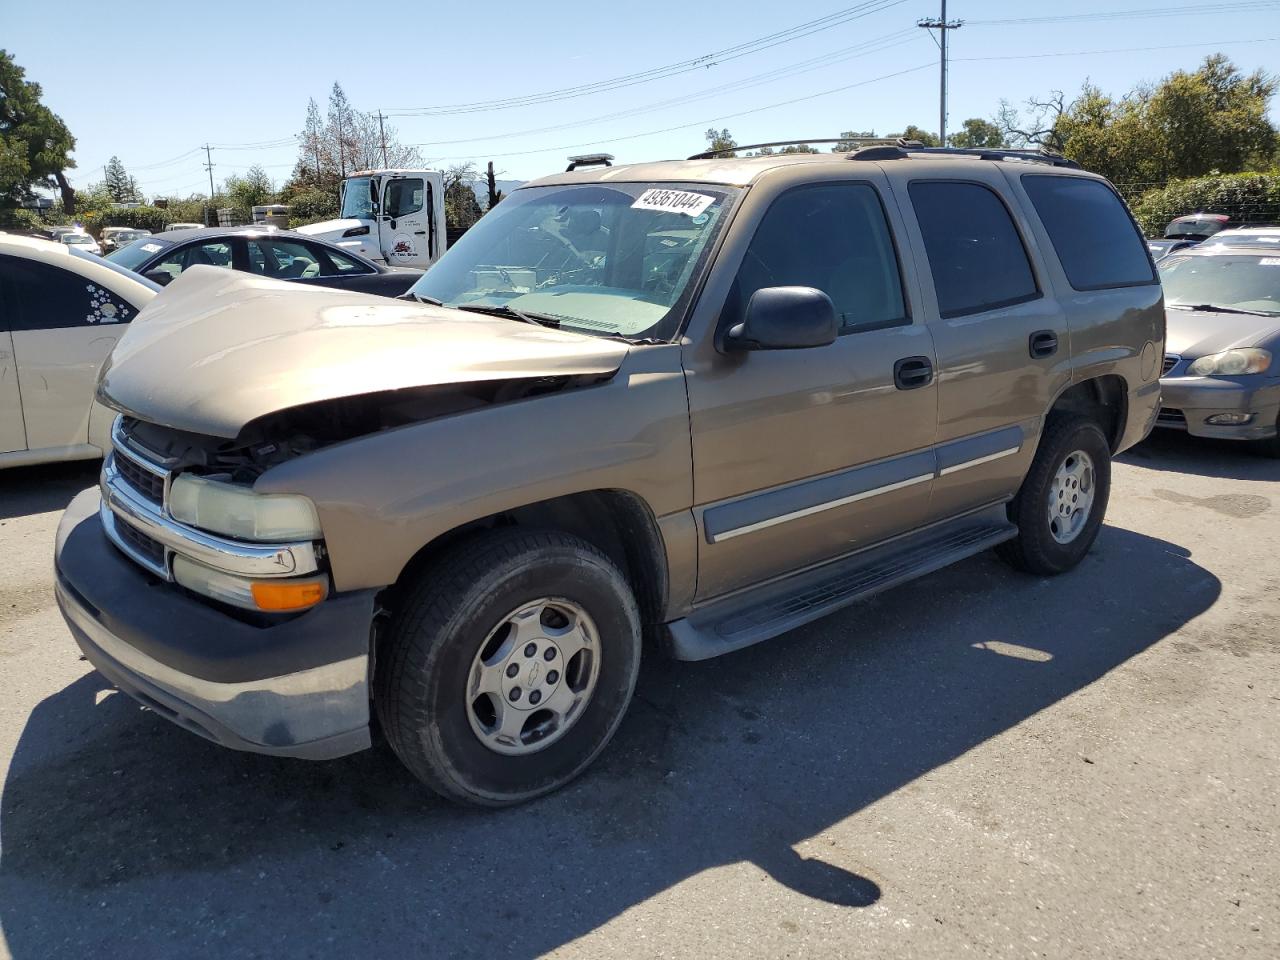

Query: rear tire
375,529,641,807
996,415,1111,575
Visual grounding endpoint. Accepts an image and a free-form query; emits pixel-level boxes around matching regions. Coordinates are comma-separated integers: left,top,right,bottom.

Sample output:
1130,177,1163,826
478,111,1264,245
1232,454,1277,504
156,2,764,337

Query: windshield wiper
1171,302,1277,316
455,303,560,328
398,291,443,306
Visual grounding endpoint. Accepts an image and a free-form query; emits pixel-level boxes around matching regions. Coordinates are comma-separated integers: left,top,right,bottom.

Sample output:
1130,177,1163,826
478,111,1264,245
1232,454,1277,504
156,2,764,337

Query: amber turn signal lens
251,580,327,612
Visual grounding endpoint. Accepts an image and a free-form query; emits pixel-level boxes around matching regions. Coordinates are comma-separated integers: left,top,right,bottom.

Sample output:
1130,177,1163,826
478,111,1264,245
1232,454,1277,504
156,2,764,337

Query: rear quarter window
0,254,139,330
1021,175,1156,291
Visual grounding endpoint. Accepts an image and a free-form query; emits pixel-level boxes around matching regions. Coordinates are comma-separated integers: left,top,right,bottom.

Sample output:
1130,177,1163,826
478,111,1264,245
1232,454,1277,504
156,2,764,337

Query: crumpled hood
1165,307,1280,358
98,266,629,438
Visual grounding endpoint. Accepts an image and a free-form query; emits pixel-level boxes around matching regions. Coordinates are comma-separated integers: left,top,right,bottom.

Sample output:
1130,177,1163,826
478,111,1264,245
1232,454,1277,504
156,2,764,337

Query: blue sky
2,1,1278,195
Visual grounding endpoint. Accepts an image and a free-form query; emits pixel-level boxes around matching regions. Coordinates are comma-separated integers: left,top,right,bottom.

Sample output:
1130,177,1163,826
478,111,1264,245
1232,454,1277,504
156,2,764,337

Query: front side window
1022,175,1154,290
0,254,138,329
909,181,1039,319
246,239,322,279
150,240,233,282
407,182,737,341
729,182,906,333
321,247,374,275
385,179,424,218
1159,254,1280,315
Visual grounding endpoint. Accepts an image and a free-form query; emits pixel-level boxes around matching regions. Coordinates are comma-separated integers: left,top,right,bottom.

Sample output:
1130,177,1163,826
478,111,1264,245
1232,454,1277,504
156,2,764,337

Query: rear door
378,176,432,269
0,290,26,454
1,254,136,453
894,172,1070,522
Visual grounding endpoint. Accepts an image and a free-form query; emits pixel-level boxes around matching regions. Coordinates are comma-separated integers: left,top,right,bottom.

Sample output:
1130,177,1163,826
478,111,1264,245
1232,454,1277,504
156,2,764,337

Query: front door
683,177,939,601
0,254,134,453
378,176,432,269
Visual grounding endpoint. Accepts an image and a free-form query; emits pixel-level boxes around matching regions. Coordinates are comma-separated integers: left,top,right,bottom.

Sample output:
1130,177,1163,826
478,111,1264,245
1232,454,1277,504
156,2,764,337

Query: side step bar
664,505,1017,661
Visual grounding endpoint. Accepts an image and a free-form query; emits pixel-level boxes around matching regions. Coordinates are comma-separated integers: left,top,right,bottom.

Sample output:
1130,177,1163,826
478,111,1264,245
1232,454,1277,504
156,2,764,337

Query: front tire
997,415,1112,575
375,529,641,807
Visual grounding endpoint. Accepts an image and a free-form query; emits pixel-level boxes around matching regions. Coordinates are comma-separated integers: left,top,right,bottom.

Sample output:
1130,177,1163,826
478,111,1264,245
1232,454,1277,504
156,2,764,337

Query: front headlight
1186,348,1272,377
169,474,322,542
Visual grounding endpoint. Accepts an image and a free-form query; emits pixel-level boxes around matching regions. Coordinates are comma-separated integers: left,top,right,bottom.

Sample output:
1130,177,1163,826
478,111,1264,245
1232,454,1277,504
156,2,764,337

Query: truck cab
296,169,446,271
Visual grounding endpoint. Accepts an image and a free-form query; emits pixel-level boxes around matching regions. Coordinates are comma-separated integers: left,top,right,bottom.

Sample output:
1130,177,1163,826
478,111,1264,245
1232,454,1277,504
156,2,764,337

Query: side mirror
143,269,173,287
725,286,838,351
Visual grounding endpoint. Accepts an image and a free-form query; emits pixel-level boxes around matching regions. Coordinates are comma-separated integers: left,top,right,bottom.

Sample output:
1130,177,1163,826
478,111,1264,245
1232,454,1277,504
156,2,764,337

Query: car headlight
169,474,322,542
1186,348,1272,377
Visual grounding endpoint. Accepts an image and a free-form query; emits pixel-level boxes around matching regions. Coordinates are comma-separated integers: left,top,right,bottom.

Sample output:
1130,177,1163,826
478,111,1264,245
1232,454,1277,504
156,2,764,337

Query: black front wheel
375,529,641,807
997,415,1112,575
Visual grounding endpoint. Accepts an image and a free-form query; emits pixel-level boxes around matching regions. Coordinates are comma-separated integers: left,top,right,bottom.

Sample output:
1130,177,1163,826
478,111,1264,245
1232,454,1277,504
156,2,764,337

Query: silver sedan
1157,244,1280,455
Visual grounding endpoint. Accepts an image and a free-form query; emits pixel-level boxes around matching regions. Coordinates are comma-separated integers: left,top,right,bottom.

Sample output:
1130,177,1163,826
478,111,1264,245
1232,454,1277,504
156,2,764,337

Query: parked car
164,222,204,232
1155,245,1279,455
1195,225,1280,251
1164,213,1235,241
0,234,158,469
56,146,1162,805
1147,238,1197,261
106,226,422,296
101,227,152,253
59,231,102,256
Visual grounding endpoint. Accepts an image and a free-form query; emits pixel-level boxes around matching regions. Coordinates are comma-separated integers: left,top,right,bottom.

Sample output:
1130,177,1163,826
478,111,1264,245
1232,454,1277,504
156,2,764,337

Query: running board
664,506,1017,661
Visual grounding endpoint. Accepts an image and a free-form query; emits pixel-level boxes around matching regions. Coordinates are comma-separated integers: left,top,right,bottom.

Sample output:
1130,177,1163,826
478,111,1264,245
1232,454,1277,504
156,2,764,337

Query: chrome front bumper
56,488,375,760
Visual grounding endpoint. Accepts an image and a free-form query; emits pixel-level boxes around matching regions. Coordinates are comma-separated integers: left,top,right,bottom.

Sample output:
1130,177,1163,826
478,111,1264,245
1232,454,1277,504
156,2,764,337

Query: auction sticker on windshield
631,189,716,218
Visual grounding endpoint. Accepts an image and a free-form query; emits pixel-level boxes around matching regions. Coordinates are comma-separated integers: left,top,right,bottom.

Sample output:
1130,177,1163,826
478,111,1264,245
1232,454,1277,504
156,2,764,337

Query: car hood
295,217,368,239
1165,306,1280,358
97,266,630,438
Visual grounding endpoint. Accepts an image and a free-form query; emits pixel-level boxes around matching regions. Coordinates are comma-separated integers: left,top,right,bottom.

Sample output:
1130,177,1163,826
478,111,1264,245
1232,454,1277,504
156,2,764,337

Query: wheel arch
384,488,669,635
1045,375,1128,453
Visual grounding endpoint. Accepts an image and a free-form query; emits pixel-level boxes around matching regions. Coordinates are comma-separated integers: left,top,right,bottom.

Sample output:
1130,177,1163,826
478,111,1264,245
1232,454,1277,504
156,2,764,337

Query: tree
704,127,737,156
300,97,326,180
747,143,819,156
223,164,275,220
831,130,878,152
1001,55,1279,186
0,49,77,216
103,156,139,203
948,118,1005,150
327,82,357,176
891,125,940,147
443,162,481,229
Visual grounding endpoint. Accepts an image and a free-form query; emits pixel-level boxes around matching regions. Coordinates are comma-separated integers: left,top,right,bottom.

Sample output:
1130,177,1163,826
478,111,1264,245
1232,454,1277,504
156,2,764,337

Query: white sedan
0,234,159,468
60,231,103,256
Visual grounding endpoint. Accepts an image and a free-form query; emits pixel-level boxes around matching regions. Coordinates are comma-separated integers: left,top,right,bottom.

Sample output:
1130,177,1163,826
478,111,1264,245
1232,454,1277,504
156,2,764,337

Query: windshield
407,182,738,341
1159,254,1280,315
1165,217,1227,240
107,236,172,270
341,176,376,220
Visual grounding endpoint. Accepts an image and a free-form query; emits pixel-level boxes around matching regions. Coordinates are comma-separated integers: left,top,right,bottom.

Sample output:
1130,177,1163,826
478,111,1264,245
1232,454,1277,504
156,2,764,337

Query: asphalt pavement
0,430,1276,959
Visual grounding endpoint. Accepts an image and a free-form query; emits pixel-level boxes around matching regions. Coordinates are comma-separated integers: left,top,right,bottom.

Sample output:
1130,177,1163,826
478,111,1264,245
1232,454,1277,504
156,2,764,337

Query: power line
970,1,1279,26
408,29,921,148
952,35,1280,62
386,0,908,116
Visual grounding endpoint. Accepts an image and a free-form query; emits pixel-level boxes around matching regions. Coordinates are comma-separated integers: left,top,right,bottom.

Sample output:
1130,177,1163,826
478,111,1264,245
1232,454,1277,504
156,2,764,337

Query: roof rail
909,146,1081,168
687,137,891,160
566,153,614,172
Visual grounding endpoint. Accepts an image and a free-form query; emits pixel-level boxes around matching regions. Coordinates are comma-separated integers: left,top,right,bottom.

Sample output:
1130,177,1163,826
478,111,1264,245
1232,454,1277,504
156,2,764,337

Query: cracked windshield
407,182,736,340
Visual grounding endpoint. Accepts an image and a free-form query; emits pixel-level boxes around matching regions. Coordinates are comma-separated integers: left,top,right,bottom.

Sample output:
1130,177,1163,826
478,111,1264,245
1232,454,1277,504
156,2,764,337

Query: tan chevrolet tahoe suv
54,144,1165,806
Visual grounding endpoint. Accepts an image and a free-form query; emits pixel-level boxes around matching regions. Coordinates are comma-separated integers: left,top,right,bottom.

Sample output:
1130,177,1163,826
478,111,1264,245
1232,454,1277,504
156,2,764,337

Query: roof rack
566,153,614,172
848,143,1080,168
687,137,892,160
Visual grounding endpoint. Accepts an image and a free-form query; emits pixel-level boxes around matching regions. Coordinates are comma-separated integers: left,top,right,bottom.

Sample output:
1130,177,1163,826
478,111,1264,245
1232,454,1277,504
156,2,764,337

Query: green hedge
80,205,173,237
1131,172,1280,236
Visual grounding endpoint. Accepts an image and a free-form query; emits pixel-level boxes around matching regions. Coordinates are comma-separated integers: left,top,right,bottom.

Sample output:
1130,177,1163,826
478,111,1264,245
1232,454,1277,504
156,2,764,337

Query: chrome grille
114,516,166,567
1162,354,1181,376
113,450,166,504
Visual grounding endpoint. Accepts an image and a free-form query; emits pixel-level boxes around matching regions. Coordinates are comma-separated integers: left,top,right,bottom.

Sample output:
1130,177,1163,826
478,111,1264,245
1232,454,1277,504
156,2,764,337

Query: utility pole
202,144,216,226
917,1,963,146
376,111,389,168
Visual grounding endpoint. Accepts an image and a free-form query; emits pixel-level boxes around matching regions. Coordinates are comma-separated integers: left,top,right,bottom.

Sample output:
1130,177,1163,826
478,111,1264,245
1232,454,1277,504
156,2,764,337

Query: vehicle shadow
0,460,99,520
0,525,1220,958
1121,429,1279,481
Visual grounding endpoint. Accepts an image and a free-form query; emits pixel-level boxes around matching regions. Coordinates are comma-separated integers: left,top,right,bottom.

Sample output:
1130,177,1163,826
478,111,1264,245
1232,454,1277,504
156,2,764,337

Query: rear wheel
375,529,641,807
997,415,1112,575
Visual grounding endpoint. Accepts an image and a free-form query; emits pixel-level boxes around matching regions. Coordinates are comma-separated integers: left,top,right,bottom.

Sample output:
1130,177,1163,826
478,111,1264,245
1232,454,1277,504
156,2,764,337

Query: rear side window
731,182,907,333
1022,175,1155,290
0,254,138,330
909,181,1039,319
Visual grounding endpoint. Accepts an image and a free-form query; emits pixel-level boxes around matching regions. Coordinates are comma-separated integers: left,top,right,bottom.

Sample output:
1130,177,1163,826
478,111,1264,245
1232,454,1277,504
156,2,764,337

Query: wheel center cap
499,637,563,708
